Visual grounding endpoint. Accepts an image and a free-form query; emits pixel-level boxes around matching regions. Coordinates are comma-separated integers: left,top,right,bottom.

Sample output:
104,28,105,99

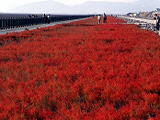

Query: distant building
127,12,139,17
155,8,160,11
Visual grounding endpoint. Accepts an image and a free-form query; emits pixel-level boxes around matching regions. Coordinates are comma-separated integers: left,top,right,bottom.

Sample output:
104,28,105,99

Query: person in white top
47,14,51,24
97,14,101,24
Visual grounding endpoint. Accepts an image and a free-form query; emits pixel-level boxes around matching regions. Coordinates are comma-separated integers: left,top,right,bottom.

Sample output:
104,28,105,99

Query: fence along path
0,15,92,35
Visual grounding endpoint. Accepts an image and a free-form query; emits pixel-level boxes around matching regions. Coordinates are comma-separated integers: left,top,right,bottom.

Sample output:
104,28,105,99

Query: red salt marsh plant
0,16,160,119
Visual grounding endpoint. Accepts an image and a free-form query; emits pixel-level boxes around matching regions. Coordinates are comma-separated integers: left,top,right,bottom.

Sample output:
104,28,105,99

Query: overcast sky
0,0,137,12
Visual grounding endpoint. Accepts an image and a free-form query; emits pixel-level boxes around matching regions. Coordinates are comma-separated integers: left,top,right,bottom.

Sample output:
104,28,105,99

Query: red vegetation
0,16,160,119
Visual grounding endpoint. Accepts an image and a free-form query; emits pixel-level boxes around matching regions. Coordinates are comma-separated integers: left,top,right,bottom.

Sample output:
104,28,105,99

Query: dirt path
119,16,155,24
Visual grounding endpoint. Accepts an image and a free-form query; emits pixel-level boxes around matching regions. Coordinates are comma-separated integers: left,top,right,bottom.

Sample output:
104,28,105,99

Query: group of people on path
43,14,51,24
97,13,160,31
97,13,107,24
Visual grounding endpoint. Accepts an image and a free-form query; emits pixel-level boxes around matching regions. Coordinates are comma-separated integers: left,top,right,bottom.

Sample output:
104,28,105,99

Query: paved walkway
119,16,160,35
0,18,89,35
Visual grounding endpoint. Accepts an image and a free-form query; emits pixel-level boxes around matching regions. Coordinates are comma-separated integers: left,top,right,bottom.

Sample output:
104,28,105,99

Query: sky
0,0,137,12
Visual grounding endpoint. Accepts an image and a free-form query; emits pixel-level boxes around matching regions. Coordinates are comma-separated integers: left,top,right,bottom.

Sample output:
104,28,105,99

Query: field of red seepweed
0,16,160,119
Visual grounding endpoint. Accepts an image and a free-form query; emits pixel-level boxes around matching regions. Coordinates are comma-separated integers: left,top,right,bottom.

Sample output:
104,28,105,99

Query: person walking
47,14,51,24
103,13,107,23
97,14,101,24
154,14,160,31
43,14,47,24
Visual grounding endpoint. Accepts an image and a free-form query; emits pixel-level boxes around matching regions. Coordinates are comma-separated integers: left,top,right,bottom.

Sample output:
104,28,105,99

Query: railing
0,15,93,29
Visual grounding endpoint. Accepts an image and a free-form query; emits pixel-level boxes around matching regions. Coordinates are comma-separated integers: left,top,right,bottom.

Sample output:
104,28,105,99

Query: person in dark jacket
103,13,107,23
43,14,48,24
154,14,160,30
